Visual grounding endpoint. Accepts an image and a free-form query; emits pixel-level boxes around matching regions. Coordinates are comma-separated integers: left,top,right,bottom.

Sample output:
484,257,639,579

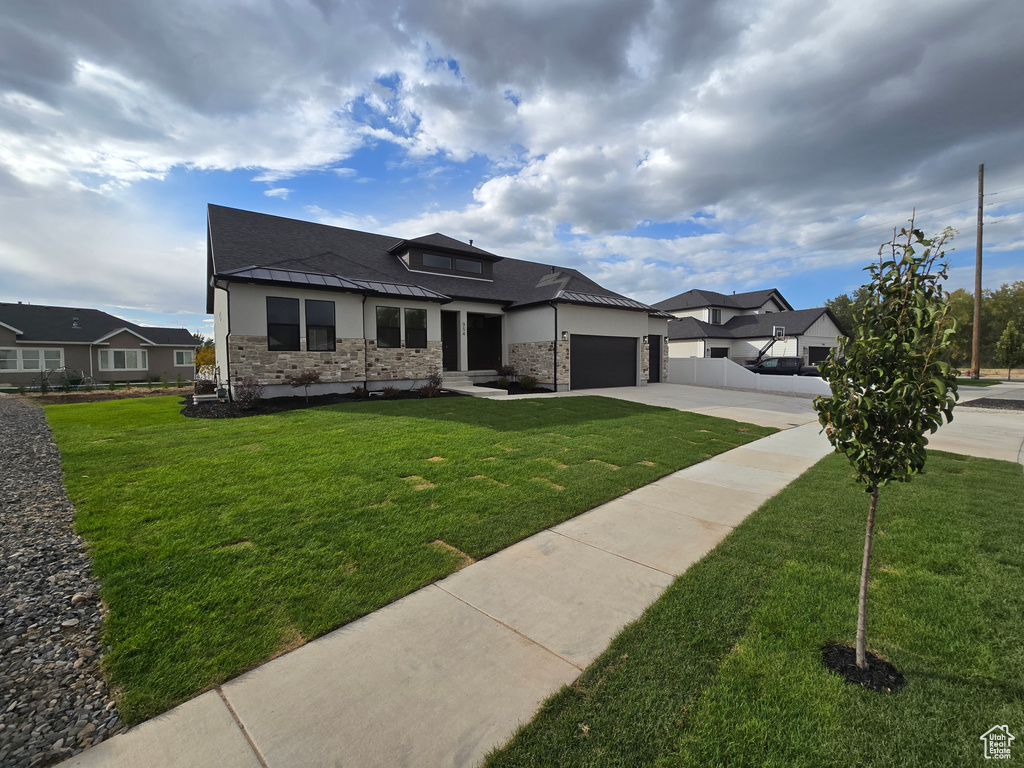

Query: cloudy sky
2,0,1022,335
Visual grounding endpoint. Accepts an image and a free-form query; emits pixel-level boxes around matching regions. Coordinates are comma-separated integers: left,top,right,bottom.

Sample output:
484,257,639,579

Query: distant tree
825,286,873,336
815,220,958,672
195,345,215,368
940,288,975,369
996,321,1023,380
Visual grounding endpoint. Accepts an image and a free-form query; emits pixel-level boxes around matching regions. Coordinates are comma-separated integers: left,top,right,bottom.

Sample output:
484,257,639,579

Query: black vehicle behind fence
743,356,822,376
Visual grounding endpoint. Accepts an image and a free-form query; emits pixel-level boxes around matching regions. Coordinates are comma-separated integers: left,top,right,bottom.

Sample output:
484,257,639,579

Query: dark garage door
570,335,637,389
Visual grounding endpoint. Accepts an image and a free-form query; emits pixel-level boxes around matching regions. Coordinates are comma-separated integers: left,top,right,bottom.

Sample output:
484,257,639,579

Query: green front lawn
486,451,1024,768
956,378,1004,387
46,395,773,724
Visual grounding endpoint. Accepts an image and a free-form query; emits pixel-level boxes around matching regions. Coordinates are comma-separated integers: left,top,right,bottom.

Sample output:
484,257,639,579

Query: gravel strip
0,396,120,767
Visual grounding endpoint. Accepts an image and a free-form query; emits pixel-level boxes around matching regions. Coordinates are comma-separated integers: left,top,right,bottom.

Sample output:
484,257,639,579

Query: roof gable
653,288,793,312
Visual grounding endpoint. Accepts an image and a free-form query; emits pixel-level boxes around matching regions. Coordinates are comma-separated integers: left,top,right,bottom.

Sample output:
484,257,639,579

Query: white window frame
99,349,149,371
174,349,196,367
0,347,64,371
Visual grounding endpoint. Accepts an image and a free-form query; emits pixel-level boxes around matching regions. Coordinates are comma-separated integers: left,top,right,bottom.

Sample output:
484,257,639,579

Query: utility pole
971,163,984,380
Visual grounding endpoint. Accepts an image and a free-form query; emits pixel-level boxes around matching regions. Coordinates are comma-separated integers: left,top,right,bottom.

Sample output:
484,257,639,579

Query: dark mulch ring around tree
180,389,467,419
960,397,1024,412
476,380,554,395
820,643,907,693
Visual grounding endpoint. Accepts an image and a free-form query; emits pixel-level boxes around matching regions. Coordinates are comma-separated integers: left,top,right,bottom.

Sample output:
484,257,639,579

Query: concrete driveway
559,382,1024,466
540,382,820,430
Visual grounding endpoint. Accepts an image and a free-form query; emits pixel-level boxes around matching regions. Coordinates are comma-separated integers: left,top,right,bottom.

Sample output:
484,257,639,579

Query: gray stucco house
0,303,197,387
207,205,671,398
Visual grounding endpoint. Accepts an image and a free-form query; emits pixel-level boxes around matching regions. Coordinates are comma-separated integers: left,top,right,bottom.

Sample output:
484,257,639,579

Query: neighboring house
207,205,671,397
0,303,197,387
652,288,845,364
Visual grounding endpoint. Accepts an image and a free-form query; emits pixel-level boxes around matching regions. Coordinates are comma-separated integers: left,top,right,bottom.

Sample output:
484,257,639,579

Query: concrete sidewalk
61,422,833,768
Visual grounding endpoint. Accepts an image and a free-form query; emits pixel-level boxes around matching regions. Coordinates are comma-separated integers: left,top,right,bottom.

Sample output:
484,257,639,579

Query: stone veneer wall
365,340,442,382
662,337,670,382
641,340,650,381
508,341,570,386
228,335,365,385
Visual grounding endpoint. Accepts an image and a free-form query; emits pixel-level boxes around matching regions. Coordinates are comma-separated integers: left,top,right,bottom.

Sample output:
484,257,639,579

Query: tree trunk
856,486,879,670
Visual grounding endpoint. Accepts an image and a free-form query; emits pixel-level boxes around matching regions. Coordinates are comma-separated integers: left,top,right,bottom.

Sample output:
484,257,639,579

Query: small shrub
16,386,25,395
125,381,132,391
107,380,116,391
520,376,538,390
381,386,401,400
497,364,517,381
234,377,264,410
175,373,184,387
418,383,440,398
496,377,510,389
160,374,169,389
83,384,94,392
194,380,216,396
427,367,443,388
146,379,154,389
350,385,368,399
288,370,322,403
38,376,50,396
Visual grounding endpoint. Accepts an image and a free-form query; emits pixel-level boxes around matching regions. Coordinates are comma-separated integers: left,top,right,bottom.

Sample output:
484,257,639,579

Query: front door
467,313,502,370
441,311,459,371
648,335,661,383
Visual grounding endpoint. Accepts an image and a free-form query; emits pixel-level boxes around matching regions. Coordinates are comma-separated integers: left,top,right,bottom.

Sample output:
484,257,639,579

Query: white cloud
0,0,1021,316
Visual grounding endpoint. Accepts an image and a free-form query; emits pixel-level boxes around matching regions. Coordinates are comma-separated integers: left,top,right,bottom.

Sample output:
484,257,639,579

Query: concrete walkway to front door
61,420,833,768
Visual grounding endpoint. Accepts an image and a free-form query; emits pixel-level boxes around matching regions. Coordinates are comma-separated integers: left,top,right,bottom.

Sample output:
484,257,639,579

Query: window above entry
404,250,493,280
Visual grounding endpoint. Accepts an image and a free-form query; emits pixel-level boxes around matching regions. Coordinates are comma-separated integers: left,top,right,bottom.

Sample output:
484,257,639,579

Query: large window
405,308,427,348
99,349,148,371
267,297,300,351
305,300,336,351
455,258,483,274
0,348,63,371
174,350,195,367
376,306,401,348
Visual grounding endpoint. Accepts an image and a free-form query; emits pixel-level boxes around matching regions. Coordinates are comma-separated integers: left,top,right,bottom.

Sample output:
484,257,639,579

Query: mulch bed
960,397,1024,412
476,380,554,395
181,389,467,419
820,643,907,693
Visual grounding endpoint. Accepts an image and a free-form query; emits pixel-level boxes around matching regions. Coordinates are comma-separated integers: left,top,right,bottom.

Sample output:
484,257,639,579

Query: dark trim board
570,334,637,389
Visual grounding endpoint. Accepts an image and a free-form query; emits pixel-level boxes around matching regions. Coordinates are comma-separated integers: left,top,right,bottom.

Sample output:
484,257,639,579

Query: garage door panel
570,335,637,389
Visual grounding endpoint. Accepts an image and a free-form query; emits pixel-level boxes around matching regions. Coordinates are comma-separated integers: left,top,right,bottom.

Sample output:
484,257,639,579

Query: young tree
814,220,958,671
289,369,322,402
996,321,1023,380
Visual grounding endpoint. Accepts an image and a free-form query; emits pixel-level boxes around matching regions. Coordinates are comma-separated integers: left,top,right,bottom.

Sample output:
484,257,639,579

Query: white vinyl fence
669,357,831,396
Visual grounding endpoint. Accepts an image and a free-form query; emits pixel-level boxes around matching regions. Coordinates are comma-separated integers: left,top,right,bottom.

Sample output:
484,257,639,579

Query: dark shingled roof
207,205,660,315
0,303,195,345
653,288,793,312
667,307,843,340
